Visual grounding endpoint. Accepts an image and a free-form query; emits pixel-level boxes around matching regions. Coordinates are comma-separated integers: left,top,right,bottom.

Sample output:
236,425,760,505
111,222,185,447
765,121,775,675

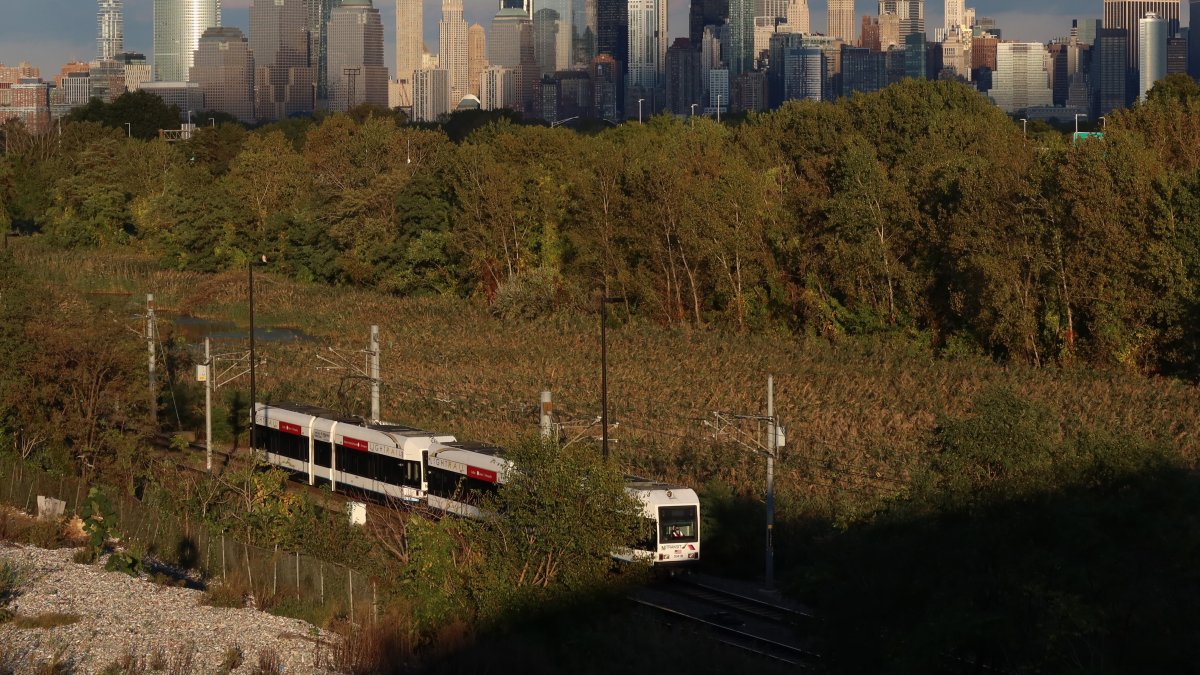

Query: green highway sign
1073,131,1105,142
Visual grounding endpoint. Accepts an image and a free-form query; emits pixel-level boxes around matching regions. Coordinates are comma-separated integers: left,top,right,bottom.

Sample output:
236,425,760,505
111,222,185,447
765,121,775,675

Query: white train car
619,477,701,566
252,402,702,565
253,402,454,503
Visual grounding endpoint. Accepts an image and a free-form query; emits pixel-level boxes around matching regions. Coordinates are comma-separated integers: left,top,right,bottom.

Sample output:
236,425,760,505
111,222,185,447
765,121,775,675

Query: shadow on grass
798,463,1200,674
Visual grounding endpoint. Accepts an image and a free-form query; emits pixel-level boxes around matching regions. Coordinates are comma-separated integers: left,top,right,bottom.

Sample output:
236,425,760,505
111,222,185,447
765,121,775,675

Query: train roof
446,441,505,457
258,401,361,424
623,474,690,492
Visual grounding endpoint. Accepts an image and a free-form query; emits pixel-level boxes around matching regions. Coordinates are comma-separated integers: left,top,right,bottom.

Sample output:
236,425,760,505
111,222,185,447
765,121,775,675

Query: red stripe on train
279,422,303,436
342,436,369,452
467,466,497,483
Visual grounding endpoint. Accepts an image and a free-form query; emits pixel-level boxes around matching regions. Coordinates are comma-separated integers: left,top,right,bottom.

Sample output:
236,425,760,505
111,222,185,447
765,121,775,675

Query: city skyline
3,0,1184,75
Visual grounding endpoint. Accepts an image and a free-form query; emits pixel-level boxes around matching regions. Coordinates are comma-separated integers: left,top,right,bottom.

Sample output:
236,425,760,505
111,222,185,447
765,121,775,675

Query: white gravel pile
0,543,339,673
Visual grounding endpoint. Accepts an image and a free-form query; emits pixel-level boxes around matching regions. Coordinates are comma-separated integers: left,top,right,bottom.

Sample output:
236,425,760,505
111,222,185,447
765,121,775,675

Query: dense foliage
3,79,1199,376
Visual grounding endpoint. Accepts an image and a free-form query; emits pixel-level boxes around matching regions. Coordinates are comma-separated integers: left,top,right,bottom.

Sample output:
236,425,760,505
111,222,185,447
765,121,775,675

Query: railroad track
630,576,821,667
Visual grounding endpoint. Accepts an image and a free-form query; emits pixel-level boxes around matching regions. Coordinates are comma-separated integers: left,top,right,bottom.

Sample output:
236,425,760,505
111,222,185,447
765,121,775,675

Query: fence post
272,544,278,598
373,581,378,625
72,482,82,516
245,543,253,593
319,562,324,603
221,535,226,581
348,567,353,619
295,553,300,601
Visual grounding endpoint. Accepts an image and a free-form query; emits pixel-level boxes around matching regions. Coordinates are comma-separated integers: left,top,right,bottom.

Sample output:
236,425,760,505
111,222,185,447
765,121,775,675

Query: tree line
2,77,1199,376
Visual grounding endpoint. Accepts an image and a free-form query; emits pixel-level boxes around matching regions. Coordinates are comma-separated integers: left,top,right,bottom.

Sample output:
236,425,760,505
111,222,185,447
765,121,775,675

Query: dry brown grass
20,245,1200,519
9,612,80,629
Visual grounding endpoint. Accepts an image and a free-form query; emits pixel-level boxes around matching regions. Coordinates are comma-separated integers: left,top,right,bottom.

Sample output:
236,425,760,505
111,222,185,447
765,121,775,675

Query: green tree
65,90,182,140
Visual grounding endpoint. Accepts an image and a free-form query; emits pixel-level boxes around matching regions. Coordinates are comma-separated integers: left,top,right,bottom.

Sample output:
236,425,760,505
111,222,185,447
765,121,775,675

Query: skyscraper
98,0,124,61
412,67,450,120
572,0,599,68
689,0,728,44
327,0,389,112
628,0,659,87
440,0,470,106
190,27,254,122
786,0,810,33
395,0,423,109
878,0,923,41
469,24,488,98
943,0,964,35
480,65,515,109
490,7,539,113
597,0,629,79
251,0,314,120
153,0,221,82
727,0,754,75
828,0,855,43
1095,28,1128,116
1191,1,1200,79
1102,0,1179,68
308,0,336,100
1138,12,1166,100
991,42,1052,113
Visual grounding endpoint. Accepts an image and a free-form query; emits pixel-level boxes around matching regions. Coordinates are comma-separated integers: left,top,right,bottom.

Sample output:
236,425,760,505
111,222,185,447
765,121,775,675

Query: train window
659,506,698,543
633,517,657,551
314,440,332,468
426,467,460,498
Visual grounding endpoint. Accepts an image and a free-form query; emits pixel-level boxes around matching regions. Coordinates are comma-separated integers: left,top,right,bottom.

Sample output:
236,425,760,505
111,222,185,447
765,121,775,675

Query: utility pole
204,337,212,472
540,390,553,441
765,374,776,590
147,294,157,429
369,325,380,422
599,296,625,461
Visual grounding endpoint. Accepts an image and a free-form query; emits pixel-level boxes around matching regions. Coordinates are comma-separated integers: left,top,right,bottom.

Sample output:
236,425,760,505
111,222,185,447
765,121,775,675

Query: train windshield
659,505,698,544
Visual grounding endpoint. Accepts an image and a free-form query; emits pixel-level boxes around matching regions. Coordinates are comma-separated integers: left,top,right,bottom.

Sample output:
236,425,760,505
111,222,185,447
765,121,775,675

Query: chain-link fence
0,458,377,621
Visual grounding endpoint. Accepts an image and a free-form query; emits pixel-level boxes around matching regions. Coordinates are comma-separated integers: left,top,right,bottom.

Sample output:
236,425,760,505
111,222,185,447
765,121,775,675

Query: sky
0,0,1191,77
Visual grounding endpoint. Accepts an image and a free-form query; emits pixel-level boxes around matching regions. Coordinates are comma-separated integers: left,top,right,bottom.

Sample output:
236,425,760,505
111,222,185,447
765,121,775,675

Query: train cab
620,478,701,566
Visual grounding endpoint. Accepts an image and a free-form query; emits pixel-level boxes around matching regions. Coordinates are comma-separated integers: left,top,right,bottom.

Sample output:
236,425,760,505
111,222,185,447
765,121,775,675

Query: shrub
216,645,243,674
252,648,282,675
202,576,247,608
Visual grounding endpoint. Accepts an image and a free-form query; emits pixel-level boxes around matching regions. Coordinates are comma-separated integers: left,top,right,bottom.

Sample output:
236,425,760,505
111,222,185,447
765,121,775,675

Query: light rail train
252,402,700,565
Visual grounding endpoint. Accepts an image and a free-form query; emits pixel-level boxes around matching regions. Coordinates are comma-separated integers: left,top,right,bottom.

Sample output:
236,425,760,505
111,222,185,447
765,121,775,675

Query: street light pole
690,103,697,127
600,295,625,462
1074,112,1086,136
1099,115,1107,130
125,122,131,138
637,98,645,124
716,94,722,124
1019,117,1027,138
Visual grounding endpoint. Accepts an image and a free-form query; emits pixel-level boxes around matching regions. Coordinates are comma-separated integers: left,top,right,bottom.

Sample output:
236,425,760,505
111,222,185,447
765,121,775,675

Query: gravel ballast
0,543,338,673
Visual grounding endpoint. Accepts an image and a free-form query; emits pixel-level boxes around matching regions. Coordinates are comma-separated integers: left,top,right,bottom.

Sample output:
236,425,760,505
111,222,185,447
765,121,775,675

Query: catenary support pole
205,337,213,473
766,374,775,590
147,294,157,428
540,390,553,440
370,325,380,422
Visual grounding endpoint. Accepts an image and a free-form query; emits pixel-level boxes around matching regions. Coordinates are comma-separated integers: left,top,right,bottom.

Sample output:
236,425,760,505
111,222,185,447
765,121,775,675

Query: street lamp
209,117,215,128
124,122,131,138
248,255,268,457
716,94,722,124
637,98,645,124
551,115,580,128
1099,115,1107,130
1074,112,1087,135
690,103,698,127
600,295,626,462
1019,117,1027,138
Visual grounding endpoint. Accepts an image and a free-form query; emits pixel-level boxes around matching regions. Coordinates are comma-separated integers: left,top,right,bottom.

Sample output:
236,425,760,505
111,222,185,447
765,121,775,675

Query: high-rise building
327,0,389,112
657,0,669,80
98,0,124,61
728,0,755,74
590,53,622,119
628,0,660,87
878,1,923,41
1094,28,1128,116
1138,12,1166,101
785,0,810,33
140,81,205,117
689,0,728,45
534,3,572,75
306,0,336,100
597,0,629,77
903,32,926,79
1073,18,1101,46
879,12,901,50
120,53,153,92
1047,43,1070,106
395,0,423,109
480,65,515,109
990,42,1051,113
572,0,599,68
828,0,854,43
944,0,965,35
412,68,450,120
780,46,822,101
842,45,886,94
89,59,126,102
665,38,701,114
861,16,882,51
1167,35,1187,73
190,27,254,122
251,0,314,121
490,7,539,113
440,0,470,106
1191,1,1200,79
1102,0,1179,70
0,81,52,134
468,24,488,98
153,0,221,82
